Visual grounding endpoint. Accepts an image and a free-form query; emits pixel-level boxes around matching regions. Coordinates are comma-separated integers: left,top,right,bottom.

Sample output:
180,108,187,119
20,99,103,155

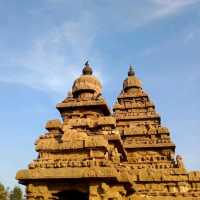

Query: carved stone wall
16,64,200,199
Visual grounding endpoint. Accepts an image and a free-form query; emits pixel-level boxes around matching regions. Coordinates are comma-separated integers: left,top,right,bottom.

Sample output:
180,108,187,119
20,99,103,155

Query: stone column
26,184,52,200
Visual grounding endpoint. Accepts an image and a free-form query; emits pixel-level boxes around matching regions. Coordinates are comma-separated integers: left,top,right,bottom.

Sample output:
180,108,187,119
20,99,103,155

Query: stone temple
16,63,200,200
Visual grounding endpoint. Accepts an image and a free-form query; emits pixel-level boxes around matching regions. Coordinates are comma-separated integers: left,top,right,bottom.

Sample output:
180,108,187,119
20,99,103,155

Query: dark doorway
57,190,88,200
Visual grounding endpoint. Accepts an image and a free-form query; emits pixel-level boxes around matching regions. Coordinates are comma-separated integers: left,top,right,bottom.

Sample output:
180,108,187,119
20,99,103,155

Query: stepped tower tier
113,66,177,170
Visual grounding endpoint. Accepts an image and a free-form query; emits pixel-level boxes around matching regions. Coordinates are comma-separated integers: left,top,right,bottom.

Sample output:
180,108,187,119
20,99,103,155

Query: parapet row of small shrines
16,63,200,200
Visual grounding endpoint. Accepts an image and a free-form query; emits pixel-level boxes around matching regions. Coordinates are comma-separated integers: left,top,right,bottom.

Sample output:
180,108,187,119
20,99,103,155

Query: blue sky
0,0,200,188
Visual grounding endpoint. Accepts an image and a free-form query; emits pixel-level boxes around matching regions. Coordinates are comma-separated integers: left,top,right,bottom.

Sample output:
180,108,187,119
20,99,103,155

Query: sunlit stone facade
16,63,200,200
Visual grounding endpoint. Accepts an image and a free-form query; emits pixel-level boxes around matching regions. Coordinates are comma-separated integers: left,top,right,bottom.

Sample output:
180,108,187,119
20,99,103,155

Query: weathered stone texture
16,63,200,199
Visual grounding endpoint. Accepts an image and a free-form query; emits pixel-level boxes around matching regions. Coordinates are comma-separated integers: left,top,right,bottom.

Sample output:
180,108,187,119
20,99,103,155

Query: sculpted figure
99,183,124,200
176,155,185,169
111,148,120,163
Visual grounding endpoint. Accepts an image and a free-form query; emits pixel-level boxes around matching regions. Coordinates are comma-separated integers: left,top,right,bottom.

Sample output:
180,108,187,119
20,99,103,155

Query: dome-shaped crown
123,65,141,90
72,62,102,97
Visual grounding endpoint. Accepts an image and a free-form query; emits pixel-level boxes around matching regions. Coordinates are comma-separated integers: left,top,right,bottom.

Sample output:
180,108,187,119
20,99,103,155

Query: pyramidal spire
128,65,135,76
82,60,93,75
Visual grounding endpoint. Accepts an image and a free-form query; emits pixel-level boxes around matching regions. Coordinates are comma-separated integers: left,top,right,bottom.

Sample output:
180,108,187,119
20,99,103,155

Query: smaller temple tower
113,65,177,170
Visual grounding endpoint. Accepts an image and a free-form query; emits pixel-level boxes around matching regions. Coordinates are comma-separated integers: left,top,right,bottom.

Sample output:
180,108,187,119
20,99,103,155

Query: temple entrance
56,190,88,200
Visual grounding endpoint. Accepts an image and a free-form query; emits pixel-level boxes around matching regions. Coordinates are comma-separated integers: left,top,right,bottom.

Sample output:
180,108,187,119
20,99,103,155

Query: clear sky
0,0,200,188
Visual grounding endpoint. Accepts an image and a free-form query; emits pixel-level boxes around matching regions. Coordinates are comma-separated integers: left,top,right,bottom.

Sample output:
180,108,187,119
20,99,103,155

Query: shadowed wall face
56,190,88,200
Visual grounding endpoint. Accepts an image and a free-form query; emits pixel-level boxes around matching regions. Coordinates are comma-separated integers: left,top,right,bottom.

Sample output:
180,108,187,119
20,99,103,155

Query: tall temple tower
16,63,200,200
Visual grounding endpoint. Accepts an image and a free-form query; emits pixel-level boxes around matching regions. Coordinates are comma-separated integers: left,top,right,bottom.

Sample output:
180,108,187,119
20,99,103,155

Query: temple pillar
26,184,52,200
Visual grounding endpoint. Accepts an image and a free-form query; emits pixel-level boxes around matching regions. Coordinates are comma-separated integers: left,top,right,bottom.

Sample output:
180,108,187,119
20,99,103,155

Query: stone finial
128,65,135,76
82,61,93,75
